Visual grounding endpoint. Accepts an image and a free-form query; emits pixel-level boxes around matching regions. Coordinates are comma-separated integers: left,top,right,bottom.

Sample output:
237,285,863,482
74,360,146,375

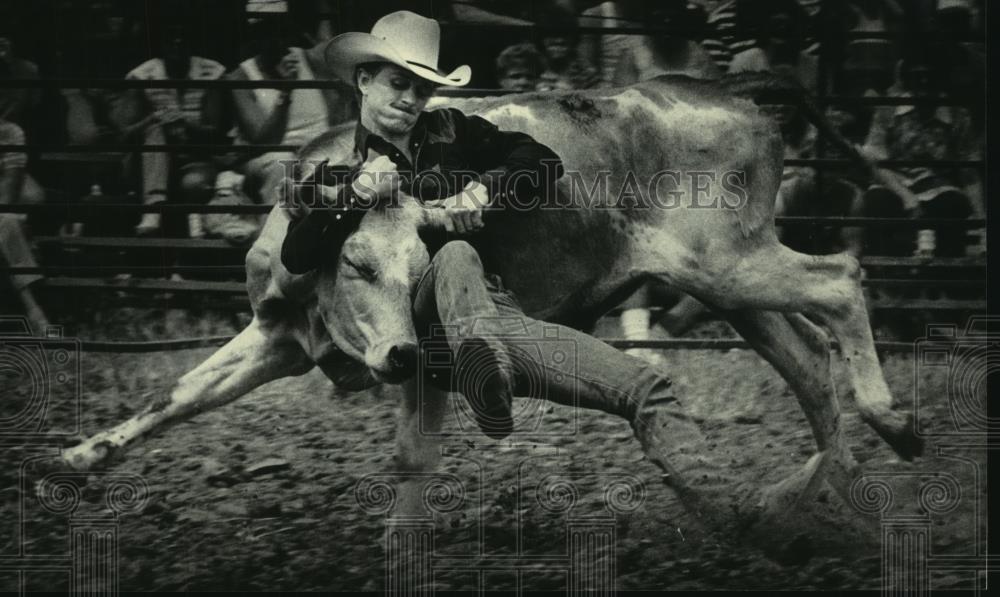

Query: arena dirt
1,313,986,592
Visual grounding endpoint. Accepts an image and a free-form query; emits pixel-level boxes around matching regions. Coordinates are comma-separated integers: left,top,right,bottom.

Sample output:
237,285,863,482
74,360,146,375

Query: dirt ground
0,310,988,593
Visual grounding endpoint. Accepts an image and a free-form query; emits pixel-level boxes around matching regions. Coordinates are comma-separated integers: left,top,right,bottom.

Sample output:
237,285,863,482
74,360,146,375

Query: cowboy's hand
352,150,400,204
425,181,488,235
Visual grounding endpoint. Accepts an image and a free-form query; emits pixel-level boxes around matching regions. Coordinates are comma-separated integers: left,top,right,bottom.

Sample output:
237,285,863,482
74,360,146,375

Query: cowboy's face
358,64,438,136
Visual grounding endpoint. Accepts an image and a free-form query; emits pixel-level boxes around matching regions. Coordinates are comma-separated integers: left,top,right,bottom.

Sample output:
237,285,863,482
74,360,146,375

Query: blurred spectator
52,0,146,80
228,1,356,204
836,0,901,94
496,43,544,92
696,0,740,71
774,103,865,258
125,23,227,236
0,117,48,332
535,5,601,90
611,0,720,85
729,0,818,89
62,88,135,147
0,33,41,127
577,2,641,87
579,1,719,87
860,52,982,258
54,88,138,237
448,0,540,89
199,170,260,246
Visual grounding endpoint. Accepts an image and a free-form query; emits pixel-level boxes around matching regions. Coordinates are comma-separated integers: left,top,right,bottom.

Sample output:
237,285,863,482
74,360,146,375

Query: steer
57,73,921,536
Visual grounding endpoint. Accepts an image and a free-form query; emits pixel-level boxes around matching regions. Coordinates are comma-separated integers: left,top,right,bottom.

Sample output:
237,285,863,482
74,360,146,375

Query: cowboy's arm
280,163,354,274
281,207,335,274
452,109,565,207
280,157,396,274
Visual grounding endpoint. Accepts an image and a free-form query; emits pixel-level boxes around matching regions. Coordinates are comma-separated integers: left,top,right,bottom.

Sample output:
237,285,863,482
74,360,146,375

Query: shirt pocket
414,144,471,201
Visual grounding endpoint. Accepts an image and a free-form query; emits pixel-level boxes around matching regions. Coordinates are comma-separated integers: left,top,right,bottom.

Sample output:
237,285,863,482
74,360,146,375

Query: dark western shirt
280,106,564,274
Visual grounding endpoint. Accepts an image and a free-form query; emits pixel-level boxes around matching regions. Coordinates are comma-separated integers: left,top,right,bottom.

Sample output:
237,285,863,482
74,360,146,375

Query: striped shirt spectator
699,0,820,72
860,59,983,257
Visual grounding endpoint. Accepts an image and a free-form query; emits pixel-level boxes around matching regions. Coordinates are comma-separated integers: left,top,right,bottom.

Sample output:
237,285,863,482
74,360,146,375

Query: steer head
311,193,446,384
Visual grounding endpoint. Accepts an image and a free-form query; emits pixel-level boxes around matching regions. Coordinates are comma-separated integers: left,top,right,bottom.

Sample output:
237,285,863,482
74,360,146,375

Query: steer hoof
755,451,831,522
60,440,118,472
867,411,924,461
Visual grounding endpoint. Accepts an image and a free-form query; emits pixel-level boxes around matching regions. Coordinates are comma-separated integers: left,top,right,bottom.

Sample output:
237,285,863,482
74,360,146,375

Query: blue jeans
409,242,750,517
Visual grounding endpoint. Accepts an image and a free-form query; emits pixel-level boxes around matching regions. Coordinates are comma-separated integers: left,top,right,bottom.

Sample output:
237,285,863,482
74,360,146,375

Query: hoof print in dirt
245,458,292,477
201,459,243,487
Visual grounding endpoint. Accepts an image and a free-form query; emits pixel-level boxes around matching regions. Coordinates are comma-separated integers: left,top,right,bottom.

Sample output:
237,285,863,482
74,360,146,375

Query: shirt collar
354,111,433,158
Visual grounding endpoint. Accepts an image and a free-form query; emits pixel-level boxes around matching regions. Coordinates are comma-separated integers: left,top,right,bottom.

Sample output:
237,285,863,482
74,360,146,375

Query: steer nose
387,343,418,378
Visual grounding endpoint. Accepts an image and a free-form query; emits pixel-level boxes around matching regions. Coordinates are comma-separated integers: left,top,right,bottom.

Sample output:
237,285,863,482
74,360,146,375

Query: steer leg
390,377,449,519
720,309,859,504
60,319,314,471
656,243,921,461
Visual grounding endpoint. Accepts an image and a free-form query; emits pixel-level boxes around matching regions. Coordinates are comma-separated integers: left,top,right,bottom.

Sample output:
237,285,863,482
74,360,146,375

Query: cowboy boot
453,333,515,440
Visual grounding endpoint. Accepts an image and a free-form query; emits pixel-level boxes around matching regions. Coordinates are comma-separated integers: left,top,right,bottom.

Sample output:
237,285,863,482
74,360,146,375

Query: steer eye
343,256,377,281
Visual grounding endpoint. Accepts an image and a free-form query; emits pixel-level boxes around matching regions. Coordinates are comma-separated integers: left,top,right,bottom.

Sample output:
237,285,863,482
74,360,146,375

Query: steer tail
721,71,920,209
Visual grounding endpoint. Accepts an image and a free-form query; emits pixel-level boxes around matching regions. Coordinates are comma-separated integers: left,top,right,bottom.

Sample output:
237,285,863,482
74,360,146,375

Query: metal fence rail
0,6,986,355
33,334,952,354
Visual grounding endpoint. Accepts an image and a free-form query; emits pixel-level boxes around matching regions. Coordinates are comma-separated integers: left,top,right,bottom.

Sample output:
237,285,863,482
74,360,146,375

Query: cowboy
278,12,684,447
280,11,552,439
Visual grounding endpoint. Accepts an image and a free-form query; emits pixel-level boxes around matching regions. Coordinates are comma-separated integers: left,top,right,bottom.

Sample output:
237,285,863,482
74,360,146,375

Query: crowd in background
0,0,986,332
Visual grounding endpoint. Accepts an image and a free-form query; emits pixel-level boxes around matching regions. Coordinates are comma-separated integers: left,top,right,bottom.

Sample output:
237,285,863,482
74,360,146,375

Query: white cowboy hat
324,10,471,87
